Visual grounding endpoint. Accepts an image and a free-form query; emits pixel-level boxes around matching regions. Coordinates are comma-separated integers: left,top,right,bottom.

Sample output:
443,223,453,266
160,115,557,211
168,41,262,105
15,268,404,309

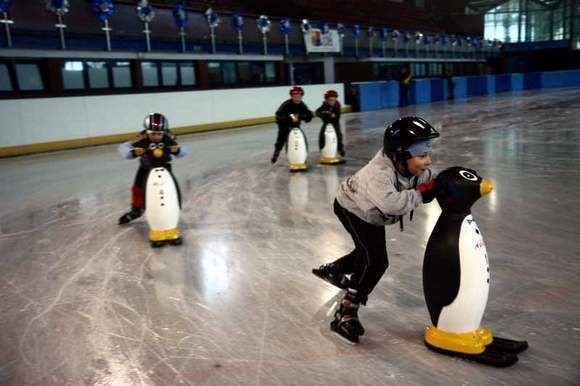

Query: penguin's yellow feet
320,156,340,165
476,326,493,345
424,325,485,354
289,163,308,172
424,325,519,367
149,228,182,247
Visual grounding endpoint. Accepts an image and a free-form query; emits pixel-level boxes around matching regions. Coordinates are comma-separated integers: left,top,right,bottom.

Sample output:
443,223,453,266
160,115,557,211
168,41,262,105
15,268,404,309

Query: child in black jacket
271,86,314,164
315,89,345,157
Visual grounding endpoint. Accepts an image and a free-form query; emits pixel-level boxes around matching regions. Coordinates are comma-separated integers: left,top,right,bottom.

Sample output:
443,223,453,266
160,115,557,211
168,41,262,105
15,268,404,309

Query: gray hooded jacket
336,150,435,226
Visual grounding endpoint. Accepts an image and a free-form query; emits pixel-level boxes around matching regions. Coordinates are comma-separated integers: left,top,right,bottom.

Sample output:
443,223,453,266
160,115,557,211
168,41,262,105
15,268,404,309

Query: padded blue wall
523,72,541,89
430,79,444,102
467,76,487,97
353,69,580,111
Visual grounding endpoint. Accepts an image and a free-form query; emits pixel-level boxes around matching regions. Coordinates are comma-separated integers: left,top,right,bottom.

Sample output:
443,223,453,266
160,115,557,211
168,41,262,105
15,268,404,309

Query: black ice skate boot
271,150,280,164
118,207,143,225
312,263,350,289
330,290,365,344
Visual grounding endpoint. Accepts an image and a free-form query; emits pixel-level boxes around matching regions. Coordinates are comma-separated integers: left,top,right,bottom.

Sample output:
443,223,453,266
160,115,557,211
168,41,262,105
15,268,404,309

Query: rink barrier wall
353,69,580,111
0,83,346,157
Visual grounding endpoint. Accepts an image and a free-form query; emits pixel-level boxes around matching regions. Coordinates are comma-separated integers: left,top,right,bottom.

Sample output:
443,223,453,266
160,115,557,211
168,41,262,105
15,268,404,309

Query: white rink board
0,83,344,147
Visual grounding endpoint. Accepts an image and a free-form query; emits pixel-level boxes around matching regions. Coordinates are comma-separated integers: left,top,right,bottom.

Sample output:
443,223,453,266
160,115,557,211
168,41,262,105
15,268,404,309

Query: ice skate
118,207,143,225
312,263,350,289
330,291,365,344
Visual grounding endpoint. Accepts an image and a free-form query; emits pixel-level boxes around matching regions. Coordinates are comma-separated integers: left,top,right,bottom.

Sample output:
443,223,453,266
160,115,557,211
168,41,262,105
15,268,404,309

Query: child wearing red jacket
118,113,183,224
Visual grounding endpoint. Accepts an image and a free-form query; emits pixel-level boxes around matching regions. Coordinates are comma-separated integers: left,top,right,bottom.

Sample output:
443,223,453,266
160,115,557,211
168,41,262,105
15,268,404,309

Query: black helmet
383,116,439,161
143,113,168,133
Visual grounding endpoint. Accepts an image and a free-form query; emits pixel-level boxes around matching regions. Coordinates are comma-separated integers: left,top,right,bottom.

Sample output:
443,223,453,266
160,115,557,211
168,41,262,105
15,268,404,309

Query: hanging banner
303,28,340,53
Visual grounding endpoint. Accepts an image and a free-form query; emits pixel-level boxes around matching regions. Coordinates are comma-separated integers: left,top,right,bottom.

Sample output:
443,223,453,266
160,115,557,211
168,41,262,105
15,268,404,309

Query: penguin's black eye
459,170,477,181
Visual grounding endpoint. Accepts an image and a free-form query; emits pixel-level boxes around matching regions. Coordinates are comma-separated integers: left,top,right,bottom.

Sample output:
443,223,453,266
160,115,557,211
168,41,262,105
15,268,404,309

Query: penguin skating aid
145,167,182,247
422,167,528,367
320,123,341,165
286,126,308,172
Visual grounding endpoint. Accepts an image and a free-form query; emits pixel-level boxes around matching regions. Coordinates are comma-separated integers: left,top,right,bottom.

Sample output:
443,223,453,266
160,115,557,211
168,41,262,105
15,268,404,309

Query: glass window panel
553,7,565,40
141,62,159,87
222,62,237,84
15,63,44,91
62,61,85,89
265,62,276,82
161,62,178,86
0,63,12,91
484,0,570,42
207,62,222,84
86,61,109,89
179,62,196,85
249,62,265,83
238,62,251,83
112,61,132,88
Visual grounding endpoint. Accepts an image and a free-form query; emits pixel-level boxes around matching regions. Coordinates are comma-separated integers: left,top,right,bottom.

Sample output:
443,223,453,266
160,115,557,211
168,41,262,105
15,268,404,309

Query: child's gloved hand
320,111,331,122
132,147,145,157
417,180,436,203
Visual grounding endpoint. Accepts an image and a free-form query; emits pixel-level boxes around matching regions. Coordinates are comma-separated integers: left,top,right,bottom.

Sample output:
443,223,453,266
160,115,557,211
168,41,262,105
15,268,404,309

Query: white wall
0,83,344,147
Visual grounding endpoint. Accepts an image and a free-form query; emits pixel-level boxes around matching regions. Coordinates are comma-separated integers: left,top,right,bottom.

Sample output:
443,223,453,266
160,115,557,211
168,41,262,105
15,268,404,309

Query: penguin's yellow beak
480,179,493,196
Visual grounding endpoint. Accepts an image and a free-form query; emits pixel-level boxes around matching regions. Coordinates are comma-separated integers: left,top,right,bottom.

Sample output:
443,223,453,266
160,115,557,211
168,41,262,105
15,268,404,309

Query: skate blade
330,322,359,345
326,301,339,317
487,336,528,354
425,340,518,367
332,331,358,345
311,270,350,289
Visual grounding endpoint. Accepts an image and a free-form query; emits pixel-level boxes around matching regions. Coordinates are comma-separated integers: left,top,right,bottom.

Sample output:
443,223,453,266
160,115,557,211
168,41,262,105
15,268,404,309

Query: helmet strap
391,151,413,179
395,160,413,179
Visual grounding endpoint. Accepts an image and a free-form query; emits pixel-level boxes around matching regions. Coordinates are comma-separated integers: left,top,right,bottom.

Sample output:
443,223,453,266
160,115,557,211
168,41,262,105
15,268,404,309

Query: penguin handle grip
417,180,436,203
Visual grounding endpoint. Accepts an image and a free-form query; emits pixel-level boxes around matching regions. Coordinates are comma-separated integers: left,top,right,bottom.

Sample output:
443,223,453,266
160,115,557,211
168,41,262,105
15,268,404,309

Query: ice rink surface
1,88,579,385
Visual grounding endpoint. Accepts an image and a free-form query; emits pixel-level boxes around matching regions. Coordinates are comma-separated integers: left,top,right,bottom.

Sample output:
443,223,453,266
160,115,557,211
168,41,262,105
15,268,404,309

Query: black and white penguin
144,145,183,248
287,121,309,172
422,166,527,367
319,123,340,165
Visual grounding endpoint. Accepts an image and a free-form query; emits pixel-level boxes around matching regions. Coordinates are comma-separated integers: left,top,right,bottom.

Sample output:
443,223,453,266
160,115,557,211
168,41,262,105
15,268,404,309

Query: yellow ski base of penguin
289,163,308,172
424,325,489,354
476,325,494,345
149,227,181,242
320,156,340,165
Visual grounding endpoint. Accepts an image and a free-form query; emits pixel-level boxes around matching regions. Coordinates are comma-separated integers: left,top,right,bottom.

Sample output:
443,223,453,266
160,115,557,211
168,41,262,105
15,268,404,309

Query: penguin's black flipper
425,340,519,368
487,336,529,354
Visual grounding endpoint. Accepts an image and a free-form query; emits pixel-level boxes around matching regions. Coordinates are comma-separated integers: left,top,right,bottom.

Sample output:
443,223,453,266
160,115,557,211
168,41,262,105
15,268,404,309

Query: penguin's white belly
145,167,180,230
438,215,490,332
321,124,338,158
287,128,308,164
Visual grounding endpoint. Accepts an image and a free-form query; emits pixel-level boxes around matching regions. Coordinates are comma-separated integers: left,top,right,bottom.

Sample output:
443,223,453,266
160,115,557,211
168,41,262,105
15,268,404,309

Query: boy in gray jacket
313,116,440,343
